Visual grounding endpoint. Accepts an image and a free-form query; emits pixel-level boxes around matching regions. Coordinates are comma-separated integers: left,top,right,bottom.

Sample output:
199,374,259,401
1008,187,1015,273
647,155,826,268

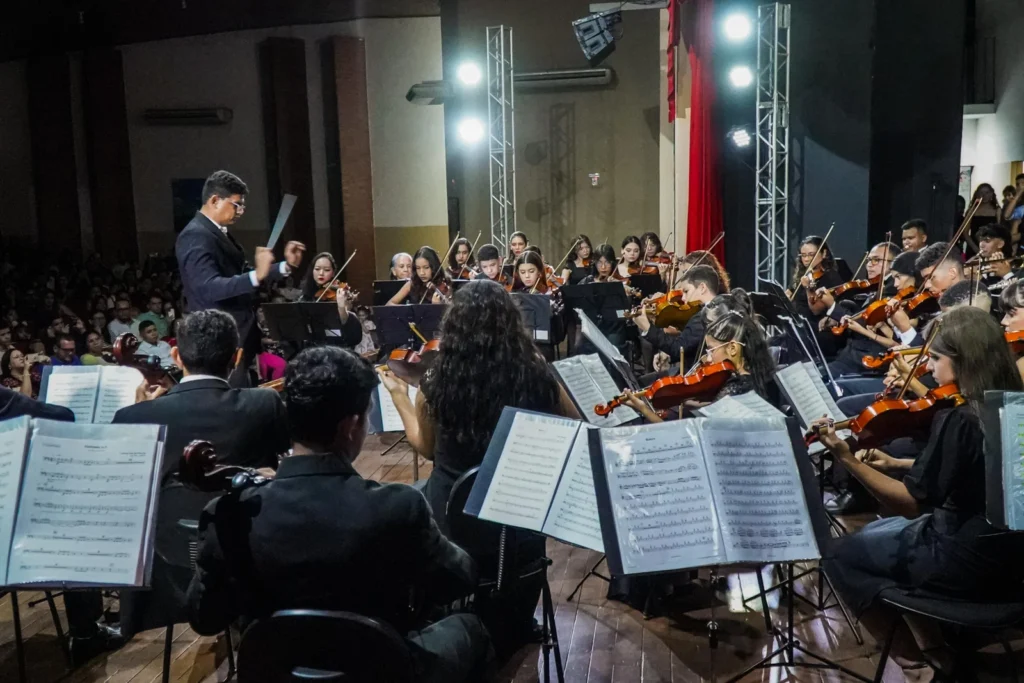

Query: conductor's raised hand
254,247,275,283
284,241,307,269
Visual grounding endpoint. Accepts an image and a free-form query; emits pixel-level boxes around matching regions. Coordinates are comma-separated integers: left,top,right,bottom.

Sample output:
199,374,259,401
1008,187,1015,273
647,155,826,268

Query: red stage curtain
678,0,724,265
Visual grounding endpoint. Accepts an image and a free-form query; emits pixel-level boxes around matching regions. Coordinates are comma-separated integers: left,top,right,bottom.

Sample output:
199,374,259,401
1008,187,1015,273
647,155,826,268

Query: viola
595,360,735,416
386,338,441,387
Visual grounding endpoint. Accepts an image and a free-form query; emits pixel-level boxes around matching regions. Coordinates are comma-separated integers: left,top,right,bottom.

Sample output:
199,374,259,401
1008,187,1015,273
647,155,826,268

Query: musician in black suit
0,385,73,422
187,346,491,683
175,170,305,384
113,310,288,482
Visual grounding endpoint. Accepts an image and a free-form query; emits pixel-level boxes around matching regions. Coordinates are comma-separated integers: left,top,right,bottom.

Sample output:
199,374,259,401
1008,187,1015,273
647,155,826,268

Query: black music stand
262,303,344,347
510,293,553,343
559,283,631,326
628,273,663,298
373,280,407,306
371,305,445,349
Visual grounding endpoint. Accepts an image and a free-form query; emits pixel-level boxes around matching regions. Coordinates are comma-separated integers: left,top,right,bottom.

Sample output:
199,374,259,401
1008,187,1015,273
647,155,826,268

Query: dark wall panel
259,37,317,256
27,55,82,257
83,49,138,263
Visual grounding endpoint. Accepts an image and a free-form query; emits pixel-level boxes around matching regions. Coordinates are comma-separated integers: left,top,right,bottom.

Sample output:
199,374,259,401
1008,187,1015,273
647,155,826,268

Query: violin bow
789,222,835,302
314,250,358,303
895,319,941,402
419,233,460,304
466,231,483,273
672,231,724,288
875,231,892,302
916,199,982,297
532,238,581,294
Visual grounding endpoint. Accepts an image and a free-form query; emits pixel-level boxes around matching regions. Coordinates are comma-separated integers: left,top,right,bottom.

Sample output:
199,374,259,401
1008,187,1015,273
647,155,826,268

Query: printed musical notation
543,426,604,552
554,354,638,428
0,418,31,585
1001,403,1024,530
701,423,818,563
600,422,722,573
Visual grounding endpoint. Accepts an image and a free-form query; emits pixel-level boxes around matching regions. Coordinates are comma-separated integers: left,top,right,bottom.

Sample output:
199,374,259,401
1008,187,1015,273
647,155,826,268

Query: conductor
176,170,305,385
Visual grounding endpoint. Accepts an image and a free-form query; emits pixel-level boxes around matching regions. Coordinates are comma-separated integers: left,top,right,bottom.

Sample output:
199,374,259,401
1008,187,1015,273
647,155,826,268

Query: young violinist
579,244,616,284
473,244,505,284
446,237,478,280
511,251,554,294
387,246,451,305
915,241,967,298
639,231,671,279
790,235,843,323
814,306,1024,679
299,252,340,301
376,279,579,653
505,231,528,265
1000,280,1024,380
560,234,593,286
613,236,643,281
633,265,721,368
676,250,731,292
576,244,631,355
972,223,1017,291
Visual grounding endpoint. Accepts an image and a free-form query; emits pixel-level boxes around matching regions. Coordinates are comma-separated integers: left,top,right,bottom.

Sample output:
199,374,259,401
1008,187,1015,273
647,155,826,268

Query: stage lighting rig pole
487,25,517,256
754,3,791,291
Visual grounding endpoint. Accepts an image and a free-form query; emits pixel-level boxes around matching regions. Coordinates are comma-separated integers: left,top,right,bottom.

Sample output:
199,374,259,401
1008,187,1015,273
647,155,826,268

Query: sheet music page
576,309,627,364
41,366,101,423
694,396,760,420
775,364,850,452
697,418,820,564
477,412,579,532
542,425,604,552
94,367,145,424
7,421,160,587
598,421,723,574
0,416,31,586
729,392,786,418
802,362,847,420
1001,403,1024,530
378,384,419,433
553,354,637,428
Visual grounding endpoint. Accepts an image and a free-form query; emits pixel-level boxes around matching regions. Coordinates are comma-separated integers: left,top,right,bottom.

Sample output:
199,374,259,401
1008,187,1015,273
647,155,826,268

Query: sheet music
695,392,784,420
94,367,145,424
0,417,30,586
775,363,849,452
542,426,604,552
553,354,638,427
802,362,847,420
577,309,626,364
598,421,723,574
7,421,160,587
1001,403,1024,530
377,385,419,433
478,412,579,532
41,367,101,423
698,418,820,564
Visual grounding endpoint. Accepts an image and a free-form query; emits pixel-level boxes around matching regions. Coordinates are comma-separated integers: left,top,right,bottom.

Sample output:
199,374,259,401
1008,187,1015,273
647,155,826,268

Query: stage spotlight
729,127,752,148
729,65,753,88
457,117,485,144
572,9,622,67
723,14,753,42
456,62,482,86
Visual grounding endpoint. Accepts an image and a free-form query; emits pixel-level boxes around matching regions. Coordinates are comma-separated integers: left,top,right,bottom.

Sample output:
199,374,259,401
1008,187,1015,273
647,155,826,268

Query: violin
314,282,357,302
828,274,880,298
450,265,479,280
1007,330,1024,355
626,298,703,330
580,258,592,268
112,333,178,387
861,347,921,371
386,338,441,387
595,360,735,416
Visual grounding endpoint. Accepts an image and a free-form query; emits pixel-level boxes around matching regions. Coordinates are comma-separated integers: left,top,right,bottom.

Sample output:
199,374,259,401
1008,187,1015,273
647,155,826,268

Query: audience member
0,349,48,400
133,293,170,338
51,334,82,366
80,331,113,366
136,320,173,366
108,298,134,340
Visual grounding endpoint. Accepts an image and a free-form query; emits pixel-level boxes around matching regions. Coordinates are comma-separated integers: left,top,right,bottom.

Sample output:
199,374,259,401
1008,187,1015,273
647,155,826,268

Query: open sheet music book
369,384,419,434
39,365,145,424
552,354,639,428
0,416,165,589
590,417,821,576
774,362,849,454
693,392,785,420
464,409,604,553
980,391,1024,530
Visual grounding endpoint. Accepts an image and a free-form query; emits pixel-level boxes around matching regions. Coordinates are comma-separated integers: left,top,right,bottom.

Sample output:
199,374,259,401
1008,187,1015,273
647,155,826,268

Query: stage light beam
456,62,482,86
724,14,753,42
729,65,753,88
457,117,485,144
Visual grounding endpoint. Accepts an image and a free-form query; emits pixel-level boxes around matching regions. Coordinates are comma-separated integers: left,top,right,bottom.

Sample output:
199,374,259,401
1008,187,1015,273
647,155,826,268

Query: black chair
119,482,235,683
873,586,1024,682
447,467,564,683
237,609,413,682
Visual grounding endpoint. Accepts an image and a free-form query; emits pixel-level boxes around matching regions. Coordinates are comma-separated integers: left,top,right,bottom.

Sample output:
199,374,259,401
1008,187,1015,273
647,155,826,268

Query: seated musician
790,236,844,353
814,307,1024,680
974,223,1017,293
387,246,451,305
633,265,721,368
187,346,492,683
511,250,552,293
113,310,288,483
816,242,901,383
613,235,643,280
474,244,505,283
577,243,631,354
505,231,528,265
390,252,413,280
1001,280,1024,380
296,251,363,347
900,218,928,253
915,241,966,298
560,234,593,286
377,279,578,653
677,250,731,292
640,231,671,282
446,237,478,280
627,307,777,422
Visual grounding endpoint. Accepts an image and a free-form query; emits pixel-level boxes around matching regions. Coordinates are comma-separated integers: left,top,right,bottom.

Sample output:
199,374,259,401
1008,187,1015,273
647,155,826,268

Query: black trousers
64,591,104,636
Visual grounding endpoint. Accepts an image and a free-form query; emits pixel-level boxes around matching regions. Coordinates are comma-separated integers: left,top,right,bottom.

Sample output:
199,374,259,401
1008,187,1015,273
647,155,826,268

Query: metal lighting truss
487,25,517,254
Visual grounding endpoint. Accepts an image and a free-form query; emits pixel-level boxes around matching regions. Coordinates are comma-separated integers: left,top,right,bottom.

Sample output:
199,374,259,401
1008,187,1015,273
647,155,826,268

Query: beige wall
446,1,661,261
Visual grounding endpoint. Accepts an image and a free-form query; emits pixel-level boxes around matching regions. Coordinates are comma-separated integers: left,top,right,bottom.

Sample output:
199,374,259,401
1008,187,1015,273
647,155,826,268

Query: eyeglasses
704,340,744,359
229,201,246,214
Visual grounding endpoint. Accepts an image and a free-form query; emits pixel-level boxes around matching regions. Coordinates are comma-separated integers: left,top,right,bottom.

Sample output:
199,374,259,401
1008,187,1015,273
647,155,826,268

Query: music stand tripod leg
565,554,608,603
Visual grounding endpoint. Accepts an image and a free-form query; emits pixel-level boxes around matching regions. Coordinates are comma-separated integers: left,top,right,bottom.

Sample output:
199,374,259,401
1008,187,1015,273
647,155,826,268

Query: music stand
373,280,407,306
559,283,631,326
262,303,344,347
510,293,553,343
627,273,663,298
576,309,639,392
371,305,446,349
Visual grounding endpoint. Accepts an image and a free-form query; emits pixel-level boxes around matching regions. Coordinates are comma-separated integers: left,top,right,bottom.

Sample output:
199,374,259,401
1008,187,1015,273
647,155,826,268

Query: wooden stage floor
2,434,1021,682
